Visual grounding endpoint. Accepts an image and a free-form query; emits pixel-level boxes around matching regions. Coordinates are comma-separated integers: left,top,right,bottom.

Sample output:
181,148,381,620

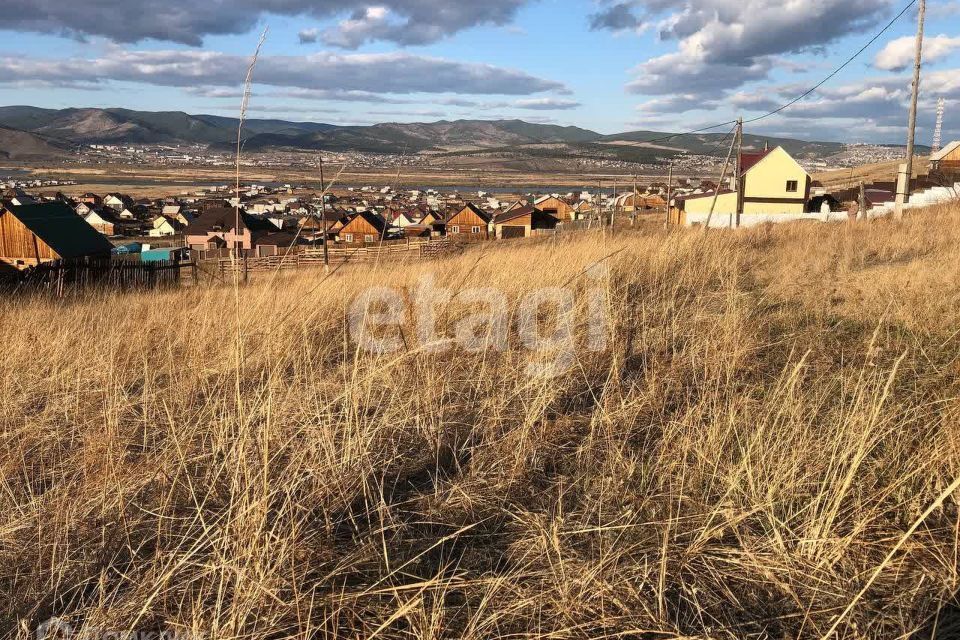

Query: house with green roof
0,201,114,269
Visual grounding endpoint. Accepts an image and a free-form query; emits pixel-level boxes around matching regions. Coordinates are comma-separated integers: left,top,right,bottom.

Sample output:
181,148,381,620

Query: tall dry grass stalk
3,205,960,638
232,27,267,441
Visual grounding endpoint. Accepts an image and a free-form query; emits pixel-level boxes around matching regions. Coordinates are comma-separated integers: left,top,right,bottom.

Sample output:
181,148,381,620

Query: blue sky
1,0,958,143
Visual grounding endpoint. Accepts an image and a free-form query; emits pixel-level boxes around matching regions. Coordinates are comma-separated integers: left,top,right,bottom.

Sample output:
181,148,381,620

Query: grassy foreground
3,208,960,639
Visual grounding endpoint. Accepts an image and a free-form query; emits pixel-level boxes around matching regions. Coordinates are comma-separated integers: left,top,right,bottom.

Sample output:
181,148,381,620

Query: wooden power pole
735,117,744,228
319,153,329,272
665,163,673,228
705,124,739,230
895,0,926,219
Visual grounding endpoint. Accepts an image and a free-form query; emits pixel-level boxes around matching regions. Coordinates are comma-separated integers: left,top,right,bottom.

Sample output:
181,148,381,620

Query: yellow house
677,146,811,227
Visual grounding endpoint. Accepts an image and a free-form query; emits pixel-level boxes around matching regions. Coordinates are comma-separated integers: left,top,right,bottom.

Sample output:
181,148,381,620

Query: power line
635,0,919,146
744,0,918,125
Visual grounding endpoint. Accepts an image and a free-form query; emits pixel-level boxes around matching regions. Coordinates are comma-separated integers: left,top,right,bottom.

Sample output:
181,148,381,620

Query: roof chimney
764,140,769,152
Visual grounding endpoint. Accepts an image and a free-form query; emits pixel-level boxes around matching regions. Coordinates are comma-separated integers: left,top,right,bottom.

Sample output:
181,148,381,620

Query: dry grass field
3,206,960,639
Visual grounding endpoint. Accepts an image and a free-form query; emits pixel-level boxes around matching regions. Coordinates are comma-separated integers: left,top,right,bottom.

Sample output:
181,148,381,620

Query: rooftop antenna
932,97,945,154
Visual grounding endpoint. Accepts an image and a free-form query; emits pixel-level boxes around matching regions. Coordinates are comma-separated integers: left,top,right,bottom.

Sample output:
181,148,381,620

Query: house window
786,180,799,193
344,233,354,243
364,234,375,243
471,226,480,234
450,225,460,233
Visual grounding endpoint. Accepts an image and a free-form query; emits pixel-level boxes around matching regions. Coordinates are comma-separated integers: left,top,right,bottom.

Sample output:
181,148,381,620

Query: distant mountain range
0,105,909,164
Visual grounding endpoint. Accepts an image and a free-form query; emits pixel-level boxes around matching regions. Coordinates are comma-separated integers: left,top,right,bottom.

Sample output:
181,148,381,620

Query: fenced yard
214,238,459,275
1,256,187,295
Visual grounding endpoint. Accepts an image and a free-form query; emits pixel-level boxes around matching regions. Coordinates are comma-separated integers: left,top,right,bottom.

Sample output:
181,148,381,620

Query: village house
337,211,388,246
119,204,149,220
493,205,559,239
2,188,36,207
614,192,667,212
445,203,492,240
103,193,134,212
533,195,577,221
390,210,420,228
83,208,122,236
672,146,827,227
0,201,113,269
250,231,300,257
185,208,252,252
931,141,960,177
148,215,182,237
298,211,343,244
418,210,446,235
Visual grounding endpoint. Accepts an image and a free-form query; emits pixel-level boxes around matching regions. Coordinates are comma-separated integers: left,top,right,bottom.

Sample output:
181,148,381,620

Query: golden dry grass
3,206,960,639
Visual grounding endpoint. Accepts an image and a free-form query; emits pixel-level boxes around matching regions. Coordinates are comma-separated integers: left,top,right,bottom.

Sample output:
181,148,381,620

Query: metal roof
3,201,113,259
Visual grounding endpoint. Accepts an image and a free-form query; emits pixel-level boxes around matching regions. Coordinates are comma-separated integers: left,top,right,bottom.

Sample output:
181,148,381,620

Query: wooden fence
2,257,186,296
215,238,459,275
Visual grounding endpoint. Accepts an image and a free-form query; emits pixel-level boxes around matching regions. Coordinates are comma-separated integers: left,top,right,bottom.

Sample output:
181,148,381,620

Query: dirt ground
3,162,688,199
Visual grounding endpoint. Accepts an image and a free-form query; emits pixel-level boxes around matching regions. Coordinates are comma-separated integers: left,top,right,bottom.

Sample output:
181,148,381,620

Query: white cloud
874,34,960,71
3,0,530,48
0,49,568,96
511,98,581,110
617,0,892,109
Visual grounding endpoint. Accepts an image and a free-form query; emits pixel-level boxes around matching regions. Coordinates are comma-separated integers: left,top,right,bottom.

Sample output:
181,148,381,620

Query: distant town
51,140,924,175
2,137,958,288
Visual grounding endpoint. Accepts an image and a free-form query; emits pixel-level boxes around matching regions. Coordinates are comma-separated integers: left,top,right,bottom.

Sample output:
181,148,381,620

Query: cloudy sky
1,0,958,142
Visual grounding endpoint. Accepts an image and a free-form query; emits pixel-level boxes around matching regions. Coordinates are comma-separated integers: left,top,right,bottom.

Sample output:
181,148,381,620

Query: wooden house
931,141,960,176
419,210,446,235
445,203,491,240
502,200,530,215
493,205,559,239
338,211,387,246
298,211,344,243
0,201,113,269
533,195,576,221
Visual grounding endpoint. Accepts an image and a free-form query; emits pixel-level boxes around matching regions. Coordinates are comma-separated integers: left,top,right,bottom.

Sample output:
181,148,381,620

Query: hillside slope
0,124,68,159
2,205,960,638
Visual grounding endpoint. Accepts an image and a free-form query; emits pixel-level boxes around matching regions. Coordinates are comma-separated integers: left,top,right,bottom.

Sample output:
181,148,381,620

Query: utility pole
611,178,617,235
632,174,638,225
858,181,867,222
319,153,329,272
597,179,604,240
665,163,673,228
895,0,926,219
735,118,744,228
705,126,738,230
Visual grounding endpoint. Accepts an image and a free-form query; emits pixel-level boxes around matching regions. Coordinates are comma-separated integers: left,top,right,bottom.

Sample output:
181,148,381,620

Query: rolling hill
0,106,913,166
232,119,604,154
0,125,69,160
0,106,337,145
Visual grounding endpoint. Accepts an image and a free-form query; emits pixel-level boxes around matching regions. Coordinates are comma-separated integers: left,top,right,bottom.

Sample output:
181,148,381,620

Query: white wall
684,210,851,228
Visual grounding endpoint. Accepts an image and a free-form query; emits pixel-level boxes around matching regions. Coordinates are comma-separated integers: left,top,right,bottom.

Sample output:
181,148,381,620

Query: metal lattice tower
932,97,945,154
